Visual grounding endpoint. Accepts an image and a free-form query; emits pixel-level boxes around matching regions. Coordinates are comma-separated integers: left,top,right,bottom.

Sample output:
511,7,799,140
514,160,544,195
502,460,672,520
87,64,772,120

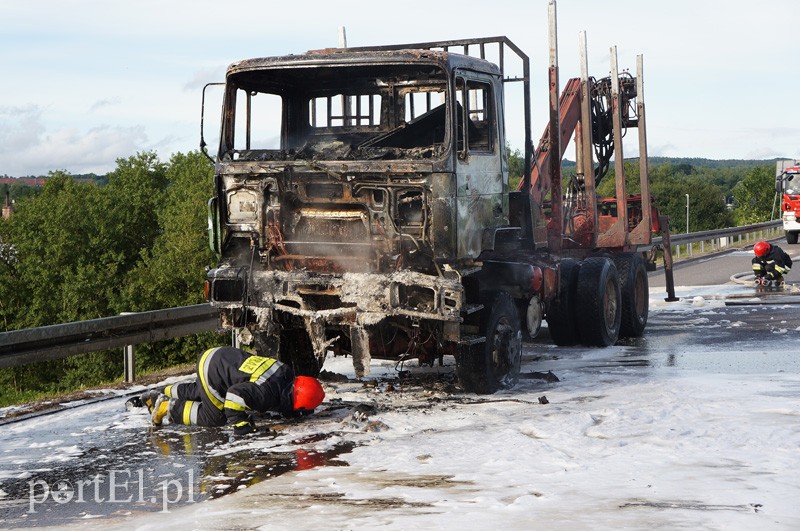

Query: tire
457,292,522,394
546,258,581,346
613,253,649,338
575,257,621,347
787,231,799,244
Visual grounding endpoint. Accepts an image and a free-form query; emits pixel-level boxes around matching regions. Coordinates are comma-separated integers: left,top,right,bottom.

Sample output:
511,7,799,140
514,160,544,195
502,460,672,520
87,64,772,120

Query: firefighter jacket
752,245,793,279
198,346,295,428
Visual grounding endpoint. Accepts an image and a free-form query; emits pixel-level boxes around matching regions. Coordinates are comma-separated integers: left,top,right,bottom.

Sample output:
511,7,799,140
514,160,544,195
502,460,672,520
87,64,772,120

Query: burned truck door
454,72,506,258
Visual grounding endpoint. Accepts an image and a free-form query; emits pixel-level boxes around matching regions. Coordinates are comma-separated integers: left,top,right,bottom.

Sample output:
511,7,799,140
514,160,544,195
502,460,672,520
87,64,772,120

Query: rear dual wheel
546,258,581,345
547,257,622,347
575,257,622,347
613,253,649,338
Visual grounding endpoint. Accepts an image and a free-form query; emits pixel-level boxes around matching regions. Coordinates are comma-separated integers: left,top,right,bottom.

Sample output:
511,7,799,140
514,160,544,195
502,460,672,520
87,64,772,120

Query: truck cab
205,43,531,389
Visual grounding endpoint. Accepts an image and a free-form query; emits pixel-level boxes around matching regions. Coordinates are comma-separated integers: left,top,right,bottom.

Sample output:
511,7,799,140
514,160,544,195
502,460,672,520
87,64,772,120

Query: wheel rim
602,278,618,331
526,296,542,337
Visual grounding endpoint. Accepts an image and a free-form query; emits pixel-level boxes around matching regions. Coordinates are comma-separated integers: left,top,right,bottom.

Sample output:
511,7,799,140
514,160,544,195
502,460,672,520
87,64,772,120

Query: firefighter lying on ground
752,241,793,286
138,346,325,435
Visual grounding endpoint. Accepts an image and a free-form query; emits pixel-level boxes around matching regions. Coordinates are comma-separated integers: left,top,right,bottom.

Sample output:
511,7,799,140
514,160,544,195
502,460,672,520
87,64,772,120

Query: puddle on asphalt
201,439,353,499
0,426,355,528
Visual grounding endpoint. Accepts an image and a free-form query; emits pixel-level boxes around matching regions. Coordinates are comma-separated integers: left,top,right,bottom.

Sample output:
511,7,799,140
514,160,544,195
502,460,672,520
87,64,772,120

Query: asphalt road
649,239,800,289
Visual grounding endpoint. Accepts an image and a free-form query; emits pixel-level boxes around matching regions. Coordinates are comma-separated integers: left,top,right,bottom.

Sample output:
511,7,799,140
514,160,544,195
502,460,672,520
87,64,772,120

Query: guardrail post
124,345,135,383
120,312,136,383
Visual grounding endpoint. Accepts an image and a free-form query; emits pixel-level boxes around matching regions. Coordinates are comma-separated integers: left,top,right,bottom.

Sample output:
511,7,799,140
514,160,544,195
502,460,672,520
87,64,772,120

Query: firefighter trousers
164,380,227,427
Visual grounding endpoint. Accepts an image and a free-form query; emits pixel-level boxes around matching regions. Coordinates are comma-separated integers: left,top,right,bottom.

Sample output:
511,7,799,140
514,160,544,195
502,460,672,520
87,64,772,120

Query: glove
233,421,257,436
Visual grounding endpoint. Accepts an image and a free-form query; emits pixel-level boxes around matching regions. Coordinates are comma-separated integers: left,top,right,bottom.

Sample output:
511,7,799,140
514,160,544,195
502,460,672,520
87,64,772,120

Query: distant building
0,177,47,187
2,192,12,219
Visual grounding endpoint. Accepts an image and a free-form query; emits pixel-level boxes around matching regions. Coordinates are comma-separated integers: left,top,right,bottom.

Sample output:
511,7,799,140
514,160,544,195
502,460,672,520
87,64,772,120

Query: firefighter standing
140,346,325,435
752,241,793,286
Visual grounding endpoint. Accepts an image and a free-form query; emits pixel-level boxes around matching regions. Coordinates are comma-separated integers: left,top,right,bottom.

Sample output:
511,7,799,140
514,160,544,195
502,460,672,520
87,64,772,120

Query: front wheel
457,292,522,394
787,231,799,244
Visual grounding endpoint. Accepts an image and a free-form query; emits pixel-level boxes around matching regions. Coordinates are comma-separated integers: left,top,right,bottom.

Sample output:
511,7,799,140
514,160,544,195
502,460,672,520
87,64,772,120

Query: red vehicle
776,160,800,244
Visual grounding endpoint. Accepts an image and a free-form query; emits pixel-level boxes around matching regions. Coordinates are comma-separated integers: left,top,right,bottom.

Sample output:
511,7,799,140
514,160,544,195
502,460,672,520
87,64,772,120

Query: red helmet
293,376,325,411
753,241,771,257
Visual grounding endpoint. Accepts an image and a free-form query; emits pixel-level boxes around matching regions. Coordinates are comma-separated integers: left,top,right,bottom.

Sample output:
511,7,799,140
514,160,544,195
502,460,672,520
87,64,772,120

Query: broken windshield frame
218,62,453,163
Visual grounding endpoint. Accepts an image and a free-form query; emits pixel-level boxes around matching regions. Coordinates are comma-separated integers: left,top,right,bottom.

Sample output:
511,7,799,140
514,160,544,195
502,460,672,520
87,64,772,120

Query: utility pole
685,194,690,234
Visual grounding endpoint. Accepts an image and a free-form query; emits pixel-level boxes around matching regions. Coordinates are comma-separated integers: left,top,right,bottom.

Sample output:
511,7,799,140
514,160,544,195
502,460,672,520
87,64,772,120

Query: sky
1,283,799,529
2,0,800,177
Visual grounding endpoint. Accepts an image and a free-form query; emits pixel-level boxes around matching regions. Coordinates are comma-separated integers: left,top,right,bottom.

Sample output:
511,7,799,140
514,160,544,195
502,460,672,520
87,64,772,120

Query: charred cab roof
225,48,502,79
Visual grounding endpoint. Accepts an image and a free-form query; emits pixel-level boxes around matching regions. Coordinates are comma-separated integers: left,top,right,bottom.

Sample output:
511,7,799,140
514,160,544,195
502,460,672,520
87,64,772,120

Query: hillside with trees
0,152,220,405
506,150,777,233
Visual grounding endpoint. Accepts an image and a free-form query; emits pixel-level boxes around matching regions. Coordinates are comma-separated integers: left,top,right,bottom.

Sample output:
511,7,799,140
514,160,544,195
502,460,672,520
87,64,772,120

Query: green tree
100,151,168,271
5,172,103,327
507,144,524,189
0,153,174,400
688,182,734,231
119,151,221,370
732,165,775,224
646,166,734,233
595,160,642,197
120,151,214,311
2,153,168,328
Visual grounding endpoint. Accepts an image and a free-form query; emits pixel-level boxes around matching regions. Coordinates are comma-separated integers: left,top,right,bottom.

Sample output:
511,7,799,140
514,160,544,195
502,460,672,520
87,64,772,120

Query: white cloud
88,98,122,113
0,106,147,175
0,105,46,157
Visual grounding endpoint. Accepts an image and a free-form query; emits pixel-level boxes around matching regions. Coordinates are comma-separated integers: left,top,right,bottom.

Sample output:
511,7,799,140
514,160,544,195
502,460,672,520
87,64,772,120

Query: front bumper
783,212,800,232
207,267,464,329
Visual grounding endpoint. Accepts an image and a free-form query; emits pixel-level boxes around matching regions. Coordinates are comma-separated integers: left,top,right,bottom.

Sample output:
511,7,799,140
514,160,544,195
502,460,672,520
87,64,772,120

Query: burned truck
203,6,667,393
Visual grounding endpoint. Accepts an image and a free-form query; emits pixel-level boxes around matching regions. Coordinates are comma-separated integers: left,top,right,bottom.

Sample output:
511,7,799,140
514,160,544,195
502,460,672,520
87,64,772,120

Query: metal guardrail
0,304,219,372
652,220,783,258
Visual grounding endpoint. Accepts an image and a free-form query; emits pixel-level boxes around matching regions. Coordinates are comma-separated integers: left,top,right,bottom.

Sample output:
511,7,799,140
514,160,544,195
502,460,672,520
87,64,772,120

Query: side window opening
455,77,494,153
233,89,283,154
